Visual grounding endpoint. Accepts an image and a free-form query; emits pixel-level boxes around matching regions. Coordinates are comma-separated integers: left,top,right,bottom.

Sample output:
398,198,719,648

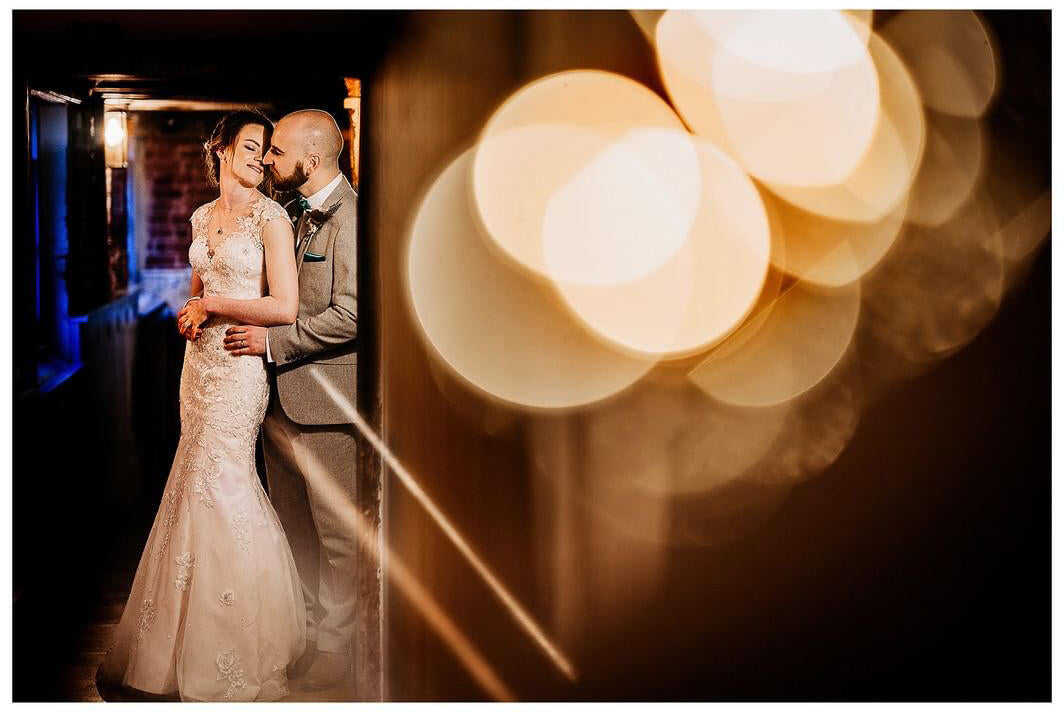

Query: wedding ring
242,340,247,347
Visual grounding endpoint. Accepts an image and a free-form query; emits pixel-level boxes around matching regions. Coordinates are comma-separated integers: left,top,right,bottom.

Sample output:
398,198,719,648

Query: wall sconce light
104,111,127,168
344,78,361,190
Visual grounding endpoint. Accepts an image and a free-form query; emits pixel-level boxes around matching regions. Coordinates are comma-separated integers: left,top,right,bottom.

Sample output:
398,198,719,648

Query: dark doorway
12,10,396,701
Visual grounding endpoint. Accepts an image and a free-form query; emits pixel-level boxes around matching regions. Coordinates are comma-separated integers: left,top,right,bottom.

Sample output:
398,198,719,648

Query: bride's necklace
209,195,256,259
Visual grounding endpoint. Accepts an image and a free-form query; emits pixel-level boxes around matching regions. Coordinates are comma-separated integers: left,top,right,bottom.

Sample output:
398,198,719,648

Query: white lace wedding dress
98,194,306,701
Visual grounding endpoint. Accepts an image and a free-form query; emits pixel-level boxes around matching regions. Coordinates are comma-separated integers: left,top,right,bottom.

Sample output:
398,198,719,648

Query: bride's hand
180,299,211,341
177,305,197,341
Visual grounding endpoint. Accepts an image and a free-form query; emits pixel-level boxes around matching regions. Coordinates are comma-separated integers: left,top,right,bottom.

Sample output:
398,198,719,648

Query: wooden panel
348,73,384,701
368,10,654,700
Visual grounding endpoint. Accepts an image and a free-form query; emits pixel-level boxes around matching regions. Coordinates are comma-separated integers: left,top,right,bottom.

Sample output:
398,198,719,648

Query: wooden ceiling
14,10,406,108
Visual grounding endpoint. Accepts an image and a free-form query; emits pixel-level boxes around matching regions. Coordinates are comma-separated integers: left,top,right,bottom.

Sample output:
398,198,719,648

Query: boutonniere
301,200,342,244
307,201,342,228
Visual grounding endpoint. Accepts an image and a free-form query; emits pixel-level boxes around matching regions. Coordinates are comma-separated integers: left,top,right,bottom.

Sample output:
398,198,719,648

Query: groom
223,109,359,690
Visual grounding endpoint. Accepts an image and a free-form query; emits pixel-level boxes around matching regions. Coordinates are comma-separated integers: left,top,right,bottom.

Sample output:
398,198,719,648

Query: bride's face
219,124,267,188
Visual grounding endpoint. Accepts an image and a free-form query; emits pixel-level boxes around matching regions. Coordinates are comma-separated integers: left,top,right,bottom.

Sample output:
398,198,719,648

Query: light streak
309,367,579,682
292,444,515,701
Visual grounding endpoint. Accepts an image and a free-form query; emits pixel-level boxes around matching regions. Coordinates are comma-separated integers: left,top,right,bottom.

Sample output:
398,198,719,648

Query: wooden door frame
348,77,385,701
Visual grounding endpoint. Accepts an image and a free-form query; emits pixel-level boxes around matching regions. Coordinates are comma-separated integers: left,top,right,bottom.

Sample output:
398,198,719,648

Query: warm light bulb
105,116,124,147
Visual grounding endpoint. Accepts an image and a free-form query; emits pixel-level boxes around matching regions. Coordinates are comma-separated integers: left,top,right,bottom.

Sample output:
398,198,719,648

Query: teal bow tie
298,197,311,212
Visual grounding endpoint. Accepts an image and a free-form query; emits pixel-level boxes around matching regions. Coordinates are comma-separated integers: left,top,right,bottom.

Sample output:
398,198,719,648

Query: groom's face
263,127,309,192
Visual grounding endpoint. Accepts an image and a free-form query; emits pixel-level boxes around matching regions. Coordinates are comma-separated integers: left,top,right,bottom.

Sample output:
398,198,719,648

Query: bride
97,109,306,701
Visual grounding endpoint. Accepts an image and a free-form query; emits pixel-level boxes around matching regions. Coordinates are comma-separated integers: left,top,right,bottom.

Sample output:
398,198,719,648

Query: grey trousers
262,393,359,655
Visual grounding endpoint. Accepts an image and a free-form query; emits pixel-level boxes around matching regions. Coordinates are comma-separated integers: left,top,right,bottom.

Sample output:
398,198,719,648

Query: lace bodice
182,192,287,453
189,194,290,300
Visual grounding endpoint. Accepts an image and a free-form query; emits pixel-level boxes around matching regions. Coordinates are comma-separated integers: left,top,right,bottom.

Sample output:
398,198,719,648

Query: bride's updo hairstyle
203,108,275,195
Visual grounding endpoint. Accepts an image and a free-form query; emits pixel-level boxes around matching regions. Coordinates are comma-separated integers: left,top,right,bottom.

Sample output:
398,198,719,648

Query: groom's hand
224,326,267,356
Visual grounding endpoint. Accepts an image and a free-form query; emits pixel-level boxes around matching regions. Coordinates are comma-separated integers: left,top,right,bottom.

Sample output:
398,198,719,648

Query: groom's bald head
279,109,344,162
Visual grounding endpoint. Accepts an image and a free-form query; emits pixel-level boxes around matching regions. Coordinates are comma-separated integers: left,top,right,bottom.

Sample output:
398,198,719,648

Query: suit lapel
296,175,354,271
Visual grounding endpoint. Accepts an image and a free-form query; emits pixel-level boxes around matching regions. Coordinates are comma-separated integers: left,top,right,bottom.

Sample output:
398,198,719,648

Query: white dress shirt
302,171,344,211
266,171,343,363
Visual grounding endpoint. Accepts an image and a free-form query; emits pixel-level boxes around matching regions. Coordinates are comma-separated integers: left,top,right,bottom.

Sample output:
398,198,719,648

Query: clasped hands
176,297,267,356
177,298,210,341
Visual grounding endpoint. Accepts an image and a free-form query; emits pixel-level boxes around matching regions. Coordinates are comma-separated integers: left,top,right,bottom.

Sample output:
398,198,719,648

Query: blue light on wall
126,135,138,287
34,101,82,391
30,102,41,324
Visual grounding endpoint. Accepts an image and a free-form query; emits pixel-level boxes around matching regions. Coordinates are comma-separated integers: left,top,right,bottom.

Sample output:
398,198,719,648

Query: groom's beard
270,160,310,192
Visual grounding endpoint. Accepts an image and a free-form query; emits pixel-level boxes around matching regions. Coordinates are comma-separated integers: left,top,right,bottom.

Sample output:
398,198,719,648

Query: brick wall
129,112,221,270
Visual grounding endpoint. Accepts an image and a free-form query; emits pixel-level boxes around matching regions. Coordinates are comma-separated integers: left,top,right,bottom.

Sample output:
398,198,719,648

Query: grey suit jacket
267,175,358,425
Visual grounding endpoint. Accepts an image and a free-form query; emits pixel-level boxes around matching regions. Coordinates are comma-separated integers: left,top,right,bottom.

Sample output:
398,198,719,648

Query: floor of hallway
13,454,357,703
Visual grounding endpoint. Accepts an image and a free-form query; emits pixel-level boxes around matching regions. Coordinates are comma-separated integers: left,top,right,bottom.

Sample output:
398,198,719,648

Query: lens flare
406,148,656,410
657,9,880,187
398,10,1044,580
688,279,862,407
473,70,701,285
541,127,701,287
999,190,1052,278
309,367,578,682
882,9,998,118
765,30,925,224
692,10,868,74
426,357,522,437
904,111,985,227
527,403,792,551
584,375,790,495
703,262,788,366
861,188,1006,364
745,348,863,486
293,447,516,701
762,186,908,288
553,135,771,358
634,9,873,49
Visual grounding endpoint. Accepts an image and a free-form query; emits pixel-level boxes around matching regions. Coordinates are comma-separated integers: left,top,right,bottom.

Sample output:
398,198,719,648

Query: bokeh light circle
882,10,998,118
905,111,985,227
688,278,862,407
407,149,657,410
657,9,881,187
763,187,909,288
473,70,701,287
765,30,925,224
553,136,771,358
